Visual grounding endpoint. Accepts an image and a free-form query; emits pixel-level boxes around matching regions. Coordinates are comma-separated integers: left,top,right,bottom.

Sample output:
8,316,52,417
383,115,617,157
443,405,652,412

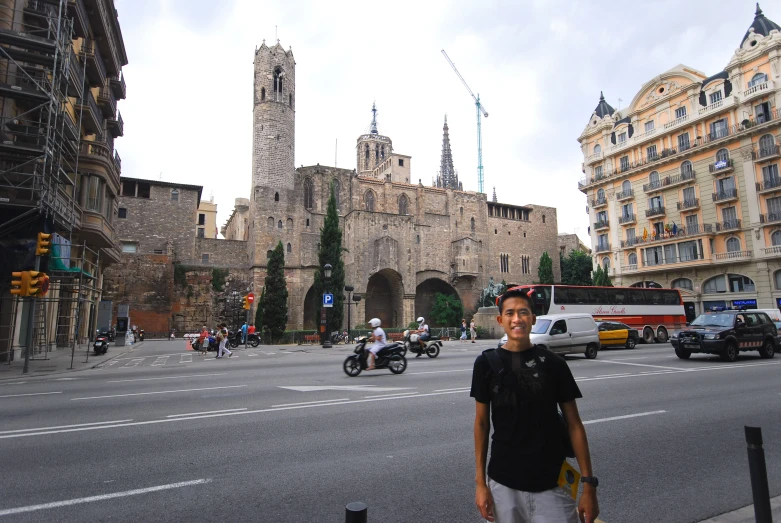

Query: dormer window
644,121,655,133
709,90,722,104
593,144,601,155
675,106,687,119
618,132,627,143
748,72,767,88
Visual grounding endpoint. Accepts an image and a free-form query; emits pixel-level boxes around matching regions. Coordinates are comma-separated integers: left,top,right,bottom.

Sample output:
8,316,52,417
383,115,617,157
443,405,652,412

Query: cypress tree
538,252,554,284
254,286,266,333
263,241,288,342
313,182,346,339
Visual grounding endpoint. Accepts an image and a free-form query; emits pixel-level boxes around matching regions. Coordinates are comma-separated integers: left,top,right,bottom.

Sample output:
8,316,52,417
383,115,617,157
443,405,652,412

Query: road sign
323,293,334,308
247,293,255,304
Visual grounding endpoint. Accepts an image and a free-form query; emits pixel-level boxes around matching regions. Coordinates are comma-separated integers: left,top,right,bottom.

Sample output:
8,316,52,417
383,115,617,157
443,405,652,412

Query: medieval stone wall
195,238,249,268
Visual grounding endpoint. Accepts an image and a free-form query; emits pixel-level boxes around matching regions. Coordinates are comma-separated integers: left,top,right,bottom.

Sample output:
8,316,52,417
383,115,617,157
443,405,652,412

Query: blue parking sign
323,293,334,308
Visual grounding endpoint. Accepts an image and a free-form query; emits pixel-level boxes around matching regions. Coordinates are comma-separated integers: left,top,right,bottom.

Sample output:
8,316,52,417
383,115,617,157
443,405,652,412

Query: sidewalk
0,342,139,381
698,495,781,522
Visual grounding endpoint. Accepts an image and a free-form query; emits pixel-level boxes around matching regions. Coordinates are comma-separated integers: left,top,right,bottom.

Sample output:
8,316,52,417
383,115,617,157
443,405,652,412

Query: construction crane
442,49,489,194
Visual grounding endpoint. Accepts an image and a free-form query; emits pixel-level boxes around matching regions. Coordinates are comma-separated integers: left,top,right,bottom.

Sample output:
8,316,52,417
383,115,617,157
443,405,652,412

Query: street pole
22,256,41,374
322,264,333,348
745,426,772,523
345,285,354,342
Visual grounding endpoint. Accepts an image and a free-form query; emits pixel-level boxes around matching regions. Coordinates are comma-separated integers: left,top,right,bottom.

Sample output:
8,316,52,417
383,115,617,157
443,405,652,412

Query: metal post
345,501,367,523
745,426,772,523
22,256,42,374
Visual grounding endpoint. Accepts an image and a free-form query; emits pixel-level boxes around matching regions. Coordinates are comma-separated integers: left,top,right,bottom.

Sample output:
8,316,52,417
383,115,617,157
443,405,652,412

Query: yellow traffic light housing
11,271,28,297
242,296,250,310
36,232,52,256
26,271,43,296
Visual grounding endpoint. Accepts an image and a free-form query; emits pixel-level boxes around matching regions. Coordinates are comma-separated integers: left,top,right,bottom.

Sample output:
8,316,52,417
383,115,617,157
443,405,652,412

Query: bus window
662,290,681,305
645,289,662,305
555,287,571,304
613,290,627,305
588,288,607,304
569,287,589,304
627,289,645,305
533,285,552,315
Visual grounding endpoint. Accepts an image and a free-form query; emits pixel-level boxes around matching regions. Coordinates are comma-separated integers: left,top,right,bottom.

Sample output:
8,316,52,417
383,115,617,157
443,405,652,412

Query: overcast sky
113,0,770,244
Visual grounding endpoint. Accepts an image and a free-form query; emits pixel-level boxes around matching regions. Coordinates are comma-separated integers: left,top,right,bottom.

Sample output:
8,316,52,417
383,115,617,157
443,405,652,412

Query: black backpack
483,348,575,459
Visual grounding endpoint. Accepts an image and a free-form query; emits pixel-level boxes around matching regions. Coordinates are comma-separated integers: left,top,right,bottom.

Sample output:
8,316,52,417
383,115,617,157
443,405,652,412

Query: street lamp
345,285,354,339
322,263,333,348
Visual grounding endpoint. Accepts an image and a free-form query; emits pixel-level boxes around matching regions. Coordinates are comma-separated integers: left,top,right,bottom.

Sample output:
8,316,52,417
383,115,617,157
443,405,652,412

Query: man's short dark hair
497,287,535,313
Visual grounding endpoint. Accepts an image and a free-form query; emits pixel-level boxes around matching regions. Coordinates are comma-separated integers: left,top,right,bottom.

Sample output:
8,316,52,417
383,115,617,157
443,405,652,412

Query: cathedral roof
741,4,780,47
592,92,615,120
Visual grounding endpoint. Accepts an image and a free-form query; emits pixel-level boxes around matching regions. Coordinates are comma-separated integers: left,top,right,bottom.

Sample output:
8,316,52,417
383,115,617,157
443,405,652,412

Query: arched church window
398,194,408,215
277,220,283,229
303,178,314,209
274,192,279,202
261,87,265,101
375,145,379,161
365,144,369,162
471,217,475,231
273,67,283,95
287,243,292,253
365,190,375,212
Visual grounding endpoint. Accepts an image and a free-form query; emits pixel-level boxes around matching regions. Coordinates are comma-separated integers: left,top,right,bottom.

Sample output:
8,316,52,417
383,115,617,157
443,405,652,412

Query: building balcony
743,79,774,104
66,47,84,98
646,206,666,218
763,246,781,256
616,189,634,201
698,96,737,116
643,170,696,193
618,213,636,225
709,158,734,175
713,250,752,261
591,197,607,209
608,139,631,154
620,237,640,248
78,139,119,187
759,213,781,225
97,84,117,118
87,0,124,77
109,72,126,99
585,151,603,165
633,127,656,142
663,114,689,130
622,264,639,272
594,243,611,253
715,220,741,232
645,252,707,268
79,208,116,249
752,145,780,162
629,224,714,248
594,220,609,231
712,188,738,203
79,39,107,88
106,111,123,138
756,179,781,194
67,0,89,38
677,198,700,211
74,91,103,134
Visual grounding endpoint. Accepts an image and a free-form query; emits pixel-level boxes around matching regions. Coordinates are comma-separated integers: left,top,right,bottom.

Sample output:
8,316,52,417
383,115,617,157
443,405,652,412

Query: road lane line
0,420,134,435
0,391,62,399
151,356,170,366
0,478,212,517
583,410,666,425
271,398,350,408
167,409,246,418
364,392,419,399
607,357,649,361
595,360,688,371
123,358,145,368
406,368,471,375
179,354,192,364
107,373,226,383
71,385,247,401
433,387,471,393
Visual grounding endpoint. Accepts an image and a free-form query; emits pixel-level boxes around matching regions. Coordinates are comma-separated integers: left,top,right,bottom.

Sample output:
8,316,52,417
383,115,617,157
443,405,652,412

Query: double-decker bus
507,284,686,344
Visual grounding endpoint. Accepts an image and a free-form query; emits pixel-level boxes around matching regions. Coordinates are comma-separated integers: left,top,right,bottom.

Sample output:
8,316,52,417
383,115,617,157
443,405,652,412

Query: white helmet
417,317,425,323
369,318,382,328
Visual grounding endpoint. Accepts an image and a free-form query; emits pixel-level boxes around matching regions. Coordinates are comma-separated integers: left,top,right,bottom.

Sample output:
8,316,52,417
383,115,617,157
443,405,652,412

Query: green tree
263,241,288,342
561,250,594,286
313,182,346,340
538,252,554,284
254,286,266,332
592,264,613,287
430,292,464,327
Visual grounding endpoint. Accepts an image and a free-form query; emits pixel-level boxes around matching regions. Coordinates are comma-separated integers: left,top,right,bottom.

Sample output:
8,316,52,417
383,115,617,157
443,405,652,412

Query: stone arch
303,285,319,330
415,277,460,328
365,269,404,328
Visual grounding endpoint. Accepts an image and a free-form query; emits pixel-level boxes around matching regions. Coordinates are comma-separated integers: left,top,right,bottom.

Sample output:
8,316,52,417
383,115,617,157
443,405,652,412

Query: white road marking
364,392,419,399
99,360,119,368
151,356,170,366
166,408,246,418
272,398,350,408
279,385,414,392
583,410,666,425
406,368,471,375
606,356,649,361
575,361,781,382
123,358,144,368
0,420,133,435
434,387,472,393
262,351,276,355
0,391,62,399
107,373,226,384
0,478,212,517
247,352,257,356
71,385,247,401
0,381,27,386
595,360,687,371
179,354,192,364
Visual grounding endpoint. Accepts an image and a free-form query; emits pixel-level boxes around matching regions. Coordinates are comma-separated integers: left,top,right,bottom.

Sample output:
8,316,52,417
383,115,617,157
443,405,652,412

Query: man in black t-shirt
470,288,599,523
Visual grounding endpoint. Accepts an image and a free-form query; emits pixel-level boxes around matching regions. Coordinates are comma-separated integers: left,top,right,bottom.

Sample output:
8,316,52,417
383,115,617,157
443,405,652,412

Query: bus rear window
661,290,681,305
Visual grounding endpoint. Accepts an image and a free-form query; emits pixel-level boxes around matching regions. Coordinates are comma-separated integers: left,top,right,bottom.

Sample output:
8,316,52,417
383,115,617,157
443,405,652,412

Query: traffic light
36,232,51,256
242,296,250,310
26,271,45,296
11,271,28,297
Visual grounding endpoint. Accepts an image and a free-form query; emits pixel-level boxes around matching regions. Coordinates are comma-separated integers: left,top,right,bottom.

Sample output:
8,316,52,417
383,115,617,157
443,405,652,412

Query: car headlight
703,333,717,340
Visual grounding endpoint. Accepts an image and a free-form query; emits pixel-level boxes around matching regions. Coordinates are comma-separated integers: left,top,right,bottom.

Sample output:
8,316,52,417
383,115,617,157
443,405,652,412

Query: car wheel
656,327,669,344
625,337,636,350
643,327,655,344
758,339,775,359
674,347,691,359
584,343,598,359
721,341,739,362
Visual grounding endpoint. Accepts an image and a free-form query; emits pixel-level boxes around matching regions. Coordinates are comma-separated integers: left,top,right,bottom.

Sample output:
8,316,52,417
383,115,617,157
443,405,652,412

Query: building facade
578,5,781,318
197,199,218,239
558,233,592,259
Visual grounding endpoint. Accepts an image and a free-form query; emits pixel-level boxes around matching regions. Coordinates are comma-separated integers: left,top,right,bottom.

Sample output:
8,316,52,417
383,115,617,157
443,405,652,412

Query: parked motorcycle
330,331,347,344
402,330,442,358
93,333,109,355
343,336,407,376
192,336,219,352
246,333,260,347
138,329,145,341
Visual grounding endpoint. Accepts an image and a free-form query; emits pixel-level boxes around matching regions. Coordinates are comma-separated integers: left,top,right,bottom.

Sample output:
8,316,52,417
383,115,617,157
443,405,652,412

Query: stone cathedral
223,40,560,329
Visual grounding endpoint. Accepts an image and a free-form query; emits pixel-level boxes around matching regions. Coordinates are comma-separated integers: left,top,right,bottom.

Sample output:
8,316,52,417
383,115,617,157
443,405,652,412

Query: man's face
496,297,536,341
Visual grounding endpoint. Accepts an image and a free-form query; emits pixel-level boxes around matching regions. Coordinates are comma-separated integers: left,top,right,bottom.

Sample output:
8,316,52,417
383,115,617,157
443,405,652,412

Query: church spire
492,187,497,202
436,115,459,190
369,102,378,134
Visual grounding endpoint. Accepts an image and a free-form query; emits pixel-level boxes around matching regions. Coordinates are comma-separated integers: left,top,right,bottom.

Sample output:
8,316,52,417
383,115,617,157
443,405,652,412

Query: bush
211,268,229,292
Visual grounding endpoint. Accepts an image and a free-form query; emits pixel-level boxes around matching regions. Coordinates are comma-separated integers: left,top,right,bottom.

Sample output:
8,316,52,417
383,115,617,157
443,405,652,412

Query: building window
197,228,205,238
542,214,545,224
153,249,164,255
500,254,509,273
710,119,728,140
716,148,730,164
620,156,629,171
681,160,693,176
416,235,420,244
762,164,780,185
470,217,475,231
678,240,700,261
261,87,265,101
675,106,687,119
648,171,659,186
678,133,690,151
286,243,292,253
772,230,781,246
759,134,776,157
198,213,206,226
86,176,104,212
672,278,693,290
303,178,314,209
621,203,633,218
645,246,663,266
289,93,292,108
647,145,658,161
626,228,636,242
332,180,341,210
286,218,293,229
649,195,663,210
364,190,375,212
685,214,699,232
682,186,695,204
775,271,781,290
202,253,209,264
722,206,737,226
726,237,741,252
122,181,136,197
596,188,605,201
171,189,179,201
273,67,283,95
602,257,610,270
616,132,627,144
709,90,722,104
594,144,601,155
749,72,768,88
266,250,272,259
628,252,637,265
137,183,150,198
399,194,409,215
277,220,283,229
644,121,655,133
306,218,310,227
594,165,603,178
728,274,755,293
755,101,771,124
399,159,404,167
121,242,137,253
274,192,279,202
118,208,127,219
703,275,726,294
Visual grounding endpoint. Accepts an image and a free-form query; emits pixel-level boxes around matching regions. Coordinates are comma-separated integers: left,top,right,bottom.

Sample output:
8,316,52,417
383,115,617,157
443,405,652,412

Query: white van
500,313,601,358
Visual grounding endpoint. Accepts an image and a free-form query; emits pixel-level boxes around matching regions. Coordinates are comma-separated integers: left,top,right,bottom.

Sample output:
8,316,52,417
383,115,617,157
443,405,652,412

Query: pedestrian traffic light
25,271,45,297
36,232,52,256
242,295,250,310
10,271,28,297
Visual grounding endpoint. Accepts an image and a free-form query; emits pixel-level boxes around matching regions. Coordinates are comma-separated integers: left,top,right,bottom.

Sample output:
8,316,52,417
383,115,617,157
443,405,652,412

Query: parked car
501,313,600,359
670,310,776,361
596,321,640,349
753,309,781,338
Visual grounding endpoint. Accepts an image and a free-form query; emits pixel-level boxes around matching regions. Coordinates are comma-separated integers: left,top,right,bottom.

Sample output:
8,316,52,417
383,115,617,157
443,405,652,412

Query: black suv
671,310,776,361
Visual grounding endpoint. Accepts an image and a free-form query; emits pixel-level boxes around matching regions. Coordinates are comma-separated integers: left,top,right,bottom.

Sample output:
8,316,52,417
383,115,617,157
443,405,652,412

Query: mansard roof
741,4,780,47
592,92,615,120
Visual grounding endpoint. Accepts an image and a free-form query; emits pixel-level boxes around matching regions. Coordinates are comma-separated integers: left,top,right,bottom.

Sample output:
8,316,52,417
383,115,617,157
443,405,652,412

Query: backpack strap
482,348,505,376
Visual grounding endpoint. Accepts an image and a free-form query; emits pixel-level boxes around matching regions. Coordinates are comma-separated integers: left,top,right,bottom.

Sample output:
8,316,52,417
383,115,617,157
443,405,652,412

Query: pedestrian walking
198,325,209,355
216,323,233,358
460,319,468,342
241,322,248,344
470,287,599,523
470,318,476,343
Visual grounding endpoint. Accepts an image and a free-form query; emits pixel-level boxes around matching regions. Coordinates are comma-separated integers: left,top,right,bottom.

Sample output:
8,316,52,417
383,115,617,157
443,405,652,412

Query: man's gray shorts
489,478,578,523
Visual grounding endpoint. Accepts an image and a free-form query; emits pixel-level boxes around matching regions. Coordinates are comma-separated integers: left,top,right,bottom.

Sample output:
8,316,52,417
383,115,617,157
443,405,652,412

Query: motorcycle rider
366,317,387,370
413,316,431,357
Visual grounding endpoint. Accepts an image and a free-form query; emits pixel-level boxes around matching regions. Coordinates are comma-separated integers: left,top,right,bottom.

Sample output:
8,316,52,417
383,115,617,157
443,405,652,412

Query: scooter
402,330,442,358
343,336,407,376
93,333,109,355
138,329,145,341
192,336,219,352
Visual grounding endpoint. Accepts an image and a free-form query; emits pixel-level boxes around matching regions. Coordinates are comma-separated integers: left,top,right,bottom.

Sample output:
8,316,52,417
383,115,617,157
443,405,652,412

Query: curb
696,495,781,522
0,342,142,381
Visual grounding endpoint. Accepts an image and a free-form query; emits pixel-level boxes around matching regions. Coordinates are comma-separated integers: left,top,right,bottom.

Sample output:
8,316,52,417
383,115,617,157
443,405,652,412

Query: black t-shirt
470,345,582,492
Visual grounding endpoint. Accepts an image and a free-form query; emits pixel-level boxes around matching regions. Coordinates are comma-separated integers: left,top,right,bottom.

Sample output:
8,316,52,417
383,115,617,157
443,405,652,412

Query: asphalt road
0,339,779,523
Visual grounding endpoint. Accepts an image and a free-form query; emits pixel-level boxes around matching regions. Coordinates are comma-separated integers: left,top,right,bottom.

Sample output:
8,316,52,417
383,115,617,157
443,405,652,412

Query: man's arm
474,401,494,522
561,400,599,523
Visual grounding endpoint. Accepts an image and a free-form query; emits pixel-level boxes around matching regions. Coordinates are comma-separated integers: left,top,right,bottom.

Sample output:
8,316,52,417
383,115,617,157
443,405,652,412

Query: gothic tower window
274,192,279,202
398,194,408,215
365,144,369,163
332,179,341,210
471,217,475,231
287,243,292,253
365,190,375,212
375,144,379,161
261,87,265,101
303,177,314,209
289,94,293,108
277,220,283,229
273,67,283,98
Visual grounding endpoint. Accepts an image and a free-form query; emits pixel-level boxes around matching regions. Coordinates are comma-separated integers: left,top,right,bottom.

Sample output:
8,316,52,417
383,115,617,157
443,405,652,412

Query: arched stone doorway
365,269,404,328
415,278,460,328
303,286,318,330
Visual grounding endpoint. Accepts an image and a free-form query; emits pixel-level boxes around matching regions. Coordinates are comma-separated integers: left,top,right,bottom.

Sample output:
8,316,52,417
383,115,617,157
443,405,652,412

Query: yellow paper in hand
557,461,581,499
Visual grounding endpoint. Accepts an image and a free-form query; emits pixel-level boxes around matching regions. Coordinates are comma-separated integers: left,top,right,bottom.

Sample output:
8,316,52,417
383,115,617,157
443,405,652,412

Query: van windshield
691,314,733,328
531,319,551,334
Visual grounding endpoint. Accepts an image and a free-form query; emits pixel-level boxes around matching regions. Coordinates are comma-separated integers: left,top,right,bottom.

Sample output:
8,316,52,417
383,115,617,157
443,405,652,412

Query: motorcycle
402,330,442,358
138,329,145,341
228,330,261,348
330,331,347,344
343,336,407,376
246,333,260,347
192,336,219,352
93,333,109,355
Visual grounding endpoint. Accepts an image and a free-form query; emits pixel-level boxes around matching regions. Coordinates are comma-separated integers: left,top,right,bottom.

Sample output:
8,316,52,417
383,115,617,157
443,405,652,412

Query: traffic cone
186,339,193,351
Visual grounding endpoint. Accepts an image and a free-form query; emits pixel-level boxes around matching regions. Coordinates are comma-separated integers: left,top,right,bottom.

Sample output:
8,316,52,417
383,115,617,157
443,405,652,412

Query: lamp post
352,295,361,341
344,285,354,339
322,263,333,348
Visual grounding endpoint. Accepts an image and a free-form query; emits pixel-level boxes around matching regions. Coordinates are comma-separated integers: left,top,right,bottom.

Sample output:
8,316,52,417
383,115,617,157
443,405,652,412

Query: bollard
345,501,367,523
744,426,772,523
